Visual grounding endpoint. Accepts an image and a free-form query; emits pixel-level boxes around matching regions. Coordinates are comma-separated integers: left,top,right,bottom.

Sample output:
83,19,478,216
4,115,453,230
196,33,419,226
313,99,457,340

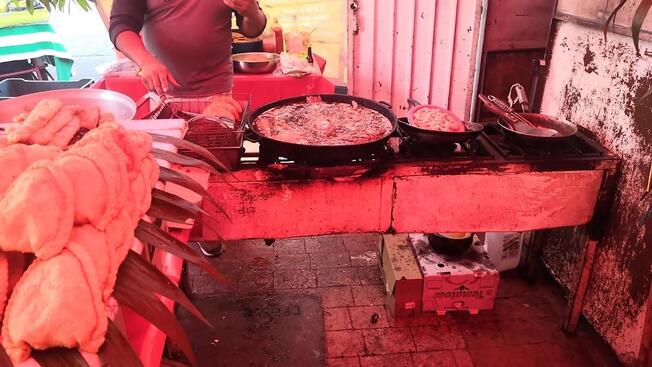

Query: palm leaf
0,344,13,367
158,166,224,210
146,197,229,249
147,188,230,244
117,251,211,326
152,148,221,175
150,186,230,221
147,199,229,247
113,276,198,367
603,0,628,41
148,199,196,225
31,348,89,367
99,320,144,367
151,188,208,217
75,0,90,11
152,148,237,189
632,0,652,55
135,220,227,284
149,133,230,173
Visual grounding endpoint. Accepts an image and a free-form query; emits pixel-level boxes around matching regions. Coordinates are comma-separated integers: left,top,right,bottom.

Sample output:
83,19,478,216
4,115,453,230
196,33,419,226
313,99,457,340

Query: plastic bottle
482,232,524,272
284,15,307,56
271,18,284,54
262,28,276,53
306,45,314,64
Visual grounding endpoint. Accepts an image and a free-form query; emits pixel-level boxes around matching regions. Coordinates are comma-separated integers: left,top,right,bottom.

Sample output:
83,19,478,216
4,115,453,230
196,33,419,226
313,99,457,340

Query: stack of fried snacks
5,99,115,149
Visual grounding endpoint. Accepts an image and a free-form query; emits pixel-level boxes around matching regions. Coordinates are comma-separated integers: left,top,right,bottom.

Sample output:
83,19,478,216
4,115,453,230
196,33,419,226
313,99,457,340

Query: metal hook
350,0,359,11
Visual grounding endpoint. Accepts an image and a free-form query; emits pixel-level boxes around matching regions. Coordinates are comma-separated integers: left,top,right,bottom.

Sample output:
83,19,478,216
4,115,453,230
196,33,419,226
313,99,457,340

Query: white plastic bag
96,58,140,77
275,52,320,77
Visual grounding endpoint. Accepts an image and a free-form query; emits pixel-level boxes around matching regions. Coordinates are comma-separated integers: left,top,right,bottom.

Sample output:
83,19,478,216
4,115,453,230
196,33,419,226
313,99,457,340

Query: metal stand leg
563,237,598,333
562,163,620,334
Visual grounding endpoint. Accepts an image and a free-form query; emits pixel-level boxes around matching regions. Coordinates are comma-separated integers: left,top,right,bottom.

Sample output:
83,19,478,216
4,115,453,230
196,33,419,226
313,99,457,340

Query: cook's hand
139,57,180,95
223,0,259,17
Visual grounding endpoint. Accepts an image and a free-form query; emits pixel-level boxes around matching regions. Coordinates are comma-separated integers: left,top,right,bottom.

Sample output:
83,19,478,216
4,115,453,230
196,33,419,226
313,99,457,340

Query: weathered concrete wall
541,21,652,365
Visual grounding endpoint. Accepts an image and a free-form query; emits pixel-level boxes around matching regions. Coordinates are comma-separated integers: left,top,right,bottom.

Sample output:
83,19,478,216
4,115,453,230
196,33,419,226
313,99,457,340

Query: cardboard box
409,234,499,315
378,234,423,317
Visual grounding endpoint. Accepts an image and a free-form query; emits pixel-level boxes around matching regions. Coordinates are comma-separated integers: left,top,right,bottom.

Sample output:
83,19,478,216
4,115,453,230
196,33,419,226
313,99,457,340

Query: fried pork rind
30,105,82,146
12,112,29,124
7,99,63,144
50,115,82,149
79,107,101,130
0,125,160,363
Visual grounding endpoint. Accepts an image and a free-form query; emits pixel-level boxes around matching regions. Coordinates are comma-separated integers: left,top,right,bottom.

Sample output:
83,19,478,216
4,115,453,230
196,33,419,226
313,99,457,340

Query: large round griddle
247,94,398,164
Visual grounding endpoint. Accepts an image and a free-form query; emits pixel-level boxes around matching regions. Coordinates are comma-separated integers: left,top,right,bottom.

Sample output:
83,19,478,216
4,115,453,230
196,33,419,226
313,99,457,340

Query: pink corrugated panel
350,0,482,120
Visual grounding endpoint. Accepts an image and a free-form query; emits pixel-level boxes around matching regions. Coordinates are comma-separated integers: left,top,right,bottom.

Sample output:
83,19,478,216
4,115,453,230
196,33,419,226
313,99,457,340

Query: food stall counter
93,73,335,118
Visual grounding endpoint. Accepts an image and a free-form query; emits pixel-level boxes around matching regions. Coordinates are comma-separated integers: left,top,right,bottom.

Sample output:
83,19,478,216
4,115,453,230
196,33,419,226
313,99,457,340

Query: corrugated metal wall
349,0,483,119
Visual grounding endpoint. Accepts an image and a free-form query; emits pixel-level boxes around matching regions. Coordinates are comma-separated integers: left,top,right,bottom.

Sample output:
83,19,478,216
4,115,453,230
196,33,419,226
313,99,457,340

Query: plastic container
271,18,284,54
261,29,277,53
481,232,524,272
284,15,309,56
0,78,93,100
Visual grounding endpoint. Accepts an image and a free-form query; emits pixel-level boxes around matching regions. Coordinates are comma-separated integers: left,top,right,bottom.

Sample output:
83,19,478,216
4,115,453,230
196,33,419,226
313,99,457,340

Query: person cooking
109,0,267,96
109,0,266,257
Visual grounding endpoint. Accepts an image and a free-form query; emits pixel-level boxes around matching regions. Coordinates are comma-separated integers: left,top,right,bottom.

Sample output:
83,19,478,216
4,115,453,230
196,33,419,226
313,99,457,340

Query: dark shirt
109,0,264,96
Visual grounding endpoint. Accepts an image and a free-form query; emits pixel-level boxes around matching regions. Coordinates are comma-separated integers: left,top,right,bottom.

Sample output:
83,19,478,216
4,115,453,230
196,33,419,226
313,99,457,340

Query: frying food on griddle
253,98,394,145
411,106,465,132
5,99,115,149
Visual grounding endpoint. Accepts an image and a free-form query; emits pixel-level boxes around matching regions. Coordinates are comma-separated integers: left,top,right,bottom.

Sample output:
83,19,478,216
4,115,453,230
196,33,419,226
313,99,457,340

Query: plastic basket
145,94,250,170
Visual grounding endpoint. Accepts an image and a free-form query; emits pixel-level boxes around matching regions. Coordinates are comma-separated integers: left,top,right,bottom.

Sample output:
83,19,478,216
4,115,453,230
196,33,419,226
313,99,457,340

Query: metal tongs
508,83,530,113
479,94,558,137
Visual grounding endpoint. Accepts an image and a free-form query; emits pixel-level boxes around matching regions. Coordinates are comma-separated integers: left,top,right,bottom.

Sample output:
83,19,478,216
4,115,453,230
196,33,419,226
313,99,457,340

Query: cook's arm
109,0,179,94
108,0,147,59
232,0,267,38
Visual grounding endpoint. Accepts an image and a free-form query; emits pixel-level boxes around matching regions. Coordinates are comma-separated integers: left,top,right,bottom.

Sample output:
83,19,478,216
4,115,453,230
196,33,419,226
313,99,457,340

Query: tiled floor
180,234,621,367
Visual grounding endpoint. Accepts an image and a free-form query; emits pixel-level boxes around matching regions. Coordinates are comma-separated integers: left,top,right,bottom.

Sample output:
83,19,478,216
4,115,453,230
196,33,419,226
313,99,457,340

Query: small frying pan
478,94,577,143
497,113,578,143
399,98,484,144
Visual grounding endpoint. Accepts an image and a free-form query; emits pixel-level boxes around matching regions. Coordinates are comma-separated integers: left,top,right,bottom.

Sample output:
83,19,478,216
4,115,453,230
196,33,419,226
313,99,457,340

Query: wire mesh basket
144,93,251,169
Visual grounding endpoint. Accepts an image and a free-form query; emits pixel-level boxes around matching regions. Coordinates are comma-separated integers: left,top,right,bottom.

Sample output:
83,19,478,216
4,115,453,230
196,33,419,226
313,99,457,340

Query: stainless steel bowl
233,52,280,74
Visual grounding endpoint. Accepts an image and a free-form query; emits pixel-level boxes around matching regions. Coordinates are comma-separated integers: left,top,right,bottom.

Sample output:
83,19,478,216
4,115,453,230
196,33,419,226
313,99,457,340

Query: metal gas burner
481,123,606,161
396,136,494,161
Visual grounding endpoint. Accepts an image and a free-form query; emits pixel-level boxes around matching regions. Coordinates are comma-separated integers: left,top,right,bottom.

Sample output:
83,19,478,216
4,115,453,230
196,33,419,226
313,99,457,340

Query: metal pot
427,233,474,256
233,52,280,74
